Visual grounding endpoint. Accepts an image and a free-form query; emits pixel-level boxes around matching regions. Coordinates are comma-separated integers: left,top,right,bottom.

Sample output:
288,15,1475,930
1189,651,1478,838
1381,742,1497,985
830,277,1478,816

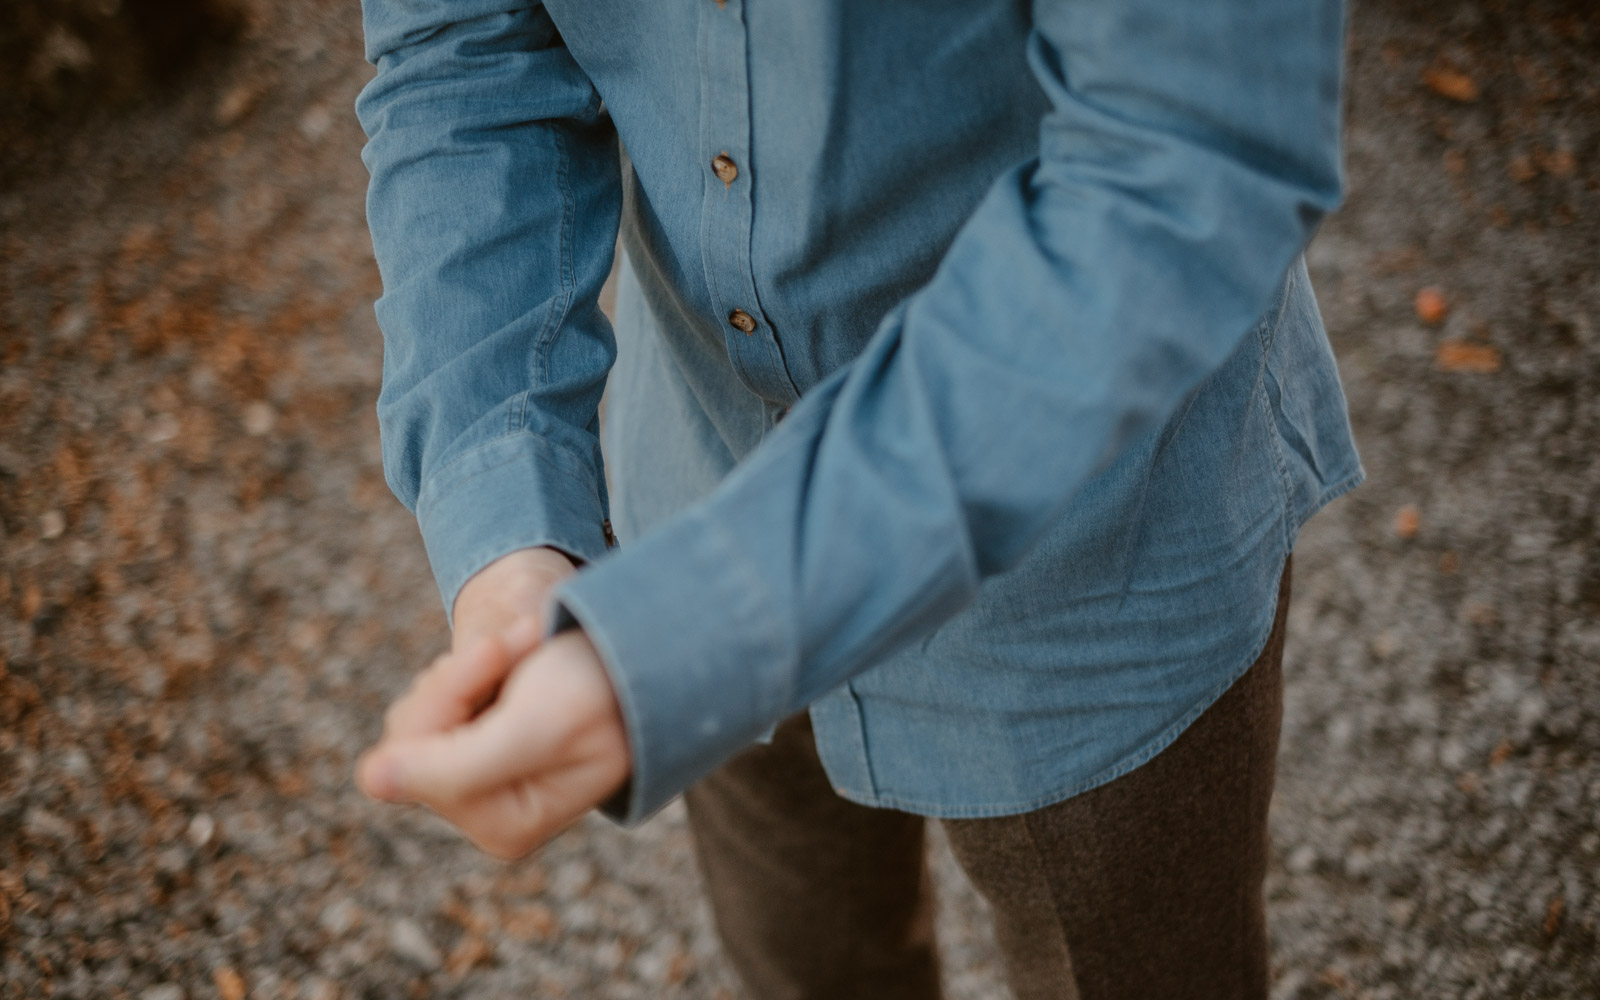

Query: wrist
451,546,579,644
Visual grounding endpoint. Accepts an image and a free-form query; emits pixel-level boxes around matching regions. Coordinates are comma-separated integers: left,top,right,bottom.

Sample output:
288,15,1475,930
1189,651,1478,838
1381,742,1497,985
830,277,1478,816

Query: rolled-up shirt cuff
548,507,791,826
416,431,611,627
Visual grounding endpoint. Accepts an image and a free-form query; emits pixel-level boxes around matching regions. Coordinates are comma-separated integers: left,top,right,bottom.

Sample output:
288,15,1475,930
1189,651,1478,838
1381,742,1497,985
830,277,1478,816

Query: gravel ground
1,1,1595,998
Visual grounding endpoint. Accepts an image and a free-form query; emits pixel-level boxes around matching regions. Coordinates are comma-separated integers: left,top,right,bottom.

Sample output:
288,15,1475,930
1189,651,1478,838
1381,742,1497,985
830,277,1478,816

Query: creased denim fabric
357,0,1363,824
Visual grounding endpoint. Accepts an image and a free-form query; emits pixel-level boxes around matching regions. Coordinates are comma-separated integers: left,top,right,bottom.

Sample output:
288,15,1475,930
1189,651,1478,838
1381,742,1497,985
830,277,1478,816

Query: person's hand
367,545,575,780
356,629,630,859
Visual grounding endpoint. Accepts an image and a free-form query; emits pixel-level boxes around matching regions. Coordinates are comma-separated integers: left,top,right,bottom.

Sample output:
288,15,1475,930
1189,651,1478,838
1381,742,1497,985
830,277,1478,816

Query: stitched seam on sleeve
539,123,579,388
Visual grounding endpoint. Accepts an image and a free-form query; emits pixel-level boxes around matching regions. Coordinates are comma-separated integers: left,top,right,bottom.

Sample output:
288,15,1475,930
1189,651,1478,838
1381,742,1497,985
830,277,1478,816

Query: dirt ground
2,1,1596,998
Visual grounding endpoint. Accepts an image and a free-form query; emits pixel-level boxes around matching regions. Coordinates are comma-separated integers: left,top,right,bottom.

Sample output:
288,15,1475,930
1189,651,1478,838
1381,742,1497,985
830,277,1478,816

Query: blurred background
1,1,1596,998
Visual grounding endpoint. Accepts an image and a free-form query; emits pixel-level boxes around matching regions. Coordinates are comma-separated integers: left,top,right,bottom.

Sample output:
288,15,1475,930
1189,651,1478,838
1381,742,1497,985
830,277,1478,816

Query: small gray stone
319,899,360,938
389,918,442,970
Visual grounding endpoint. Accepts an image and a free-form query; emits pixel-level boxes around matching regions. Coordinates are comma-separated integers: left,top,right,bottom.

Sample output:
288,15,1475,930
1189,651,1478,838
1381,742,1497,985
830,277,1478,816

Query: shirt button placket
700,0,798,405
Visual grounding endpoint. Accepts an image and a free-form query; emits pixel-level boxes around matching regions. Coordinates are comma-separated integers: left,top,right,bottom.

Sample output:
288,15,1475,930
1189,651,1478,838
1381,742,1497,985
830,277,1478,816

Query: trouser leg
942,556,1292,1000
684,712,943,1000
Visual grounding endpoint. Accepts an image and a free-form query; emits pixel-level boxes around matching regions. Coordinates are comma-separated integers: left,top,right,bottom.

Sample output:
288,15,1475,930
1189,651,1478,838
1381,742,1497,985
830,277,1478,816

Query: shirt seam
1254,268,1297,554
539,122,580,392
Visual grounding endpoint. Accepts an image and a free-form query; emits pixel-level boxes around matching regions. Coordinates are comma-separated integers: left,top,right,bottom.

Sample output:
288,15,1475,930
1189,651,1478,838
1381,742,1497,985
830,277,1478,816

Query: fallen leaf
1509,155,1539,183
1545,896,1565,936
440,899,488,935
215,84,260,126
1375,247,1423,274
501,903,555,941
214,966,246,1000
1488,739,1513,768
1540,149,1576,178
21,584,42,619
1436,340,1502,374
1414,287,1450,325
1393,504,1421,539
1423,66,1479,102
667,950,696,985
1318,967,1354,993
445,934,493,976
1438,551,1460,574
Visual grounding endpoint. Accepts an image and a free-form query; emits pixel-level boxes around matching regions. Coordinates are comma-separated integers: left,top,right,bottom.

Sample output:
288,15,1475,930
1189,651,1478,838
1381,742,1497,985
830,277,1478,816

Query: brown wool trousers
683,558,1291,1000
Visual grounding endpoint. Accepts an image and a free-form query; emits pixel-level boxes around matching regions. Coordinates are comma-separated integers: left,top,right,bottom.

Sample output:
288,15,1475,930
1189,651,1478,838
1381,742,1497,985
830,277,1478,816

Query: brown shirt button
728,308,757,334
712,153,739,186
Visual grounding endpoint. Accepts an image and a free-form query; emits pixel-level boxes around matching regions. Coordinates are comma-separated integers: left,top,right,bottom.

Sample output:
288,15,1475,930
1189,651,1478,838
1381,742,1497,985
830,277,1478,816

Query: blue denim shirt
357,0,1363,824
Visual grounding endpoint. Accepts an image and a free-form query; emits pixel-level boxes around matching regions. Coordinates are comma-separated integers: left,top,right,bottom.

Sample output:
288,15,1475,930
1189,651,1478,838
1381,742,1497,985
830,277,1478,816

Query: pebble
187,813,217,848
319,899,360,938
142,987,185,1000
243,402,276,436
300,977,339,1000
23,807,75,841
146,413,181,444
389,918,443,970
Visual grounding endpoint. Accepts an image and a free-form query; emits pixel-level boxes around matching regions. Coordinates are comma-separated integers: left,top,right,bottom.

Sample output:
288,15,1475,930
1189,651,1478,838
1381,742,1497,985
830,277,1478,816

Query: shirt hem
825,468,1364,819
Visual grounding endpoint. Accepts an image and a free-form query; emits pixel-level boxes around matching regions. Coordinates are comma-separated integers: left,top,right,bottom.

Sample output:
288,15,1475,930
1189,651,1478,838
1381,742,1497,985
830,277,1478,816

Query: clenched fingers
381,617,544,740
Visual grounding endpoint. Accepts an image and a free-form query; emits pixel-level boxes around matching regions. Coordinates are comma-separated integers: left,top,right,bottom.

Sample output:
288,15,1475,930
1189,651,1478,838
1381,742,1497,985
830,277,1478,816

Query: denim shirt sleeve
356,0,620,621
553,0,1347,825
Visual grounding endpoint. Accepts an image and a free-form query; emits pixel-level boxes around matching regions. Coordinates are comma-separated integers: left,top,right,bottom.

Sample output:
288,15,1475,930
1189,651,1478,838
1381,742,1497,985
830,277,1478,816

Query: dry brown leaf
215,84,260,126
214,965,247,1000
501,903,556,941
1488,739,1513,768
1545,896,1565,936
667,950,696,985
1393,504,1421,539
1539,148,1577,178
21,583,42,619
1436,340,1503,374
1318,967,1354,993
1423,66,1480,102
1414,287,1450,325
1508,155,1539,183
440,899,489,935
445,934,493,976
1438,551,1460,574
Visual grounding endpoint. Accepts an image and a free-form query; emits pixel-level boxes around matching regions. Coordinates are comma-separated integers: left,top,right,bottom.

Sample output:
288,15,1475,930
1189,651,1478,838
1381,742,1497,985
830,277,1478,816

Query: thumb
358,694,547,805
